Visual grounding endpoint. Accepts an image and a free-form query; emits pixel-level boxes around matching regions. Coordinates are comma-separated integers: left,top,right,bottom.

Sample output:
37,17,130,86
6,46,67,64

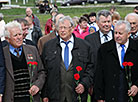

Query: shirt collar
116,39,129,49
60,35,74,44
99,30,112,38
9,44,23,53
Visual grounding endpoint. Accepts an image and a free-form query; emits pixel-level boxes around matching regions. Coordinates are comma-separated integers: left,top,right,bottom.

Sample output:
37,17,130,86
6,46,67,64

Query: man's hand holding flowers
29,85,40,96
75,83,85,94
128,85,138,97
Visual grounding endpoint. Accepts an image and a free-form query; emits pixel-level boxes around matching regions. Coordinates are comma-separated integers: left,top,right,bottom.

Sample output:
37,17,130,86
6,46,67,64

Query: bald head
26,7,33,17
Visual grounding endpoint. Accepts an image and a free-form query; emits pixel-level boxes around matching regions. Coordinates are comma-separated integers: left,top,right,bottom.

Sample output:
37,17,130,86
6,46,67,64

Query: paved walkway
1,3,138,9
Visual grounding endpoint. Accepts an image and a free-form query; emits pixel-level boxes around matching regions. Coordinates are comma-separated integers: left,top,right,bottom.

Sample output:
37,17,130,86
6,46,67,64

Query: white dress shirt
100,30,113,44
60,35,74,65
26,26,33,41
116,40,129,66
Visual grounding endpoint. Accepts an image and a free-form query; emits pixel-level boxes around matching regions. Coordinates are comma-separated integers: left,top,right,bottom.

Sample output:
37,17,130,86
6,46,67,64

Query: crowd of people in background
0,4,138,102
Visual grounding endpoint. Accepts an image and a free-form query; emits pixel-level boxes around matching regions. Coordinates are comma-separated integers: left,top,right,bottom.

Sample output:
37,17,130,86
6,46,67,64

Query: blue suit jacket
0,40,5,94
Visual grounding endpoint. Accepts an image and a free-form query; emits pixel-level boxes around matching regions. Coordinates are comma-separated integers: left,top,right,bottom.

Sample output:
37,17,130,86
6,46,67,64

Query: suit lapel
3,46,14,80
96,31,101,46
23,45,32,77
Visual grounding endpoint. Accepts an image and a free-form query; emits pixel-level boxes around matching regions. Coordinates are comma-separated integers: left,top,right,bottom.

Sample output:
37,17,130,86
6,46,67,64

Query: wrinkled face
80,20,88,29
21,23,29,38
97,15,112,34
89,16,96,23
58,20,72,41
114,24,130,44
8,27,23,48
127,16,138,34
26,8,32,17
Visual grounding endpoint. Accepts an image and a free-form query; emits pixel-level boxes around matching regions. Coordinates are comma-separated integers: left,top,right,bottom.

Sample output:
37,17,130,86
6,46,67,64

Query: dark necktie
14,49,20,57
103,34,108,43
121,44,125,68
63,41,70,70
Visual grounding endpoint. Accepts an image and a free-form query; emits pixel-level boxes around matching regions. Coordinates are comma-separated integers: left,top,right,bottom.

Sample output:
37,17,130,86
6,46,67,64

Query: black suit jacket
85,30,114,72
41,34,94,102
94,39,138,102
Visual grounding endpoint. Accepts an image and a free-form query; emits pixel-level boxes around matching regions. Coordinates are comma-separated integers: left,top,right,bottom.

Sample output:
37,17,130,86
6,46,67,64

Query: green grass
2,6,133,34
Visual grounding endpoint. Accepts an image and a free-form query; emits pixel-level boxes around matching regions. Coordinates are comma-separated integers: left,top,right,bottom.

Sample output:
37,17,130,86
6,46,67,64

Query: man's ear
71,26,75,32
5,37,9,42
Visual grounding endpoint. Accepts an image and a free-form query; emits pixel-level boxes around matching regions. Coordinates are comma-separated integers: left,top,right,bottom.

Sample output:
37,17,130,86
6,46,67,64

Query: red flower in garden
127,62,134,67
74,73,80,81
76,66,82,71
122,62,128,66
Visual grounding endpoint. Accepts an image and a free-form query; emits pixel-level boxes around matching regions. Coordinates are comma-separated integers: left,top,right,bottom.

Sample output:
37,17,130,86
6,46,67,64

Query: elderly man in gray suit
3,21,45,102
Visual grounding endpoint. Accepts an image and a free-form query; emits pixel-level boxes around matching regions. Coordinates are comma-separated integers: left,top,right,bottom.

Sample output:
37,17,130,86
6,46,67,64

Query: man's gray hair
115,20,131,33
125,13,138,21
4,21,22,38
96,10,111,21
56,16,74,30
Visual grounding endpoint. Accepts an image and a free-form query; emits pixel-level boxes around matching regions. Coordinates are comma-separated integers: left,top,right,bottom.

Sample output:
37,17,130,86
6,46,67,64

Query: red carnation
74,73,80,80
32,61,38,66
27,61,32,65
76,66,82,71
127,62,134,67
122,62,128,66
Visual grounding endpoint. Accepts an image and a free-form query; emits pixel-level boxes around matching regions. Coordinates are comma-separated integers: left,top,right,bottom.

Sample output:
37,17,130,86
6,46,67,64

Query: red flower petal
122,62,128,66
127,62,134,67
27,61,32,65
74,73,80,80
76,66,82,71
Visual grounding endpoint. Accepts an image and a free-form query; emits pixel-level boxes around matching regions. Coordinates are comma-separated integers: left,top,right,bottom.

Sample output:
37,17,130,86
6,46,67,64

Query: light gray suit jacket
3,44,46,102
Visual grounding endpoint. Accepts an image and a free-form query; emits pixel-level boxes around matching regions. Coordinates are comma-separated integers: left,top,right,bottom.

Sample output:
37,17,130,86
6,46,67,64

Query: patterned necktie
63,41,70,70
120,44,125,68
103,34,108,43
14,49,20,57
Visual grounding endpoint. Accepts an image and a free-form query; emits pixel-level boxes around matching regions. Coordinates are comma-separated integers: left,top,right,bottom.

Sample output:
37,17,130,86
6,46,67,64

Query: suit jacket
37,31,56,55
0,40,5,94
41,34,94,102
3,44,46,102
94,39,138,102
85,30,114,72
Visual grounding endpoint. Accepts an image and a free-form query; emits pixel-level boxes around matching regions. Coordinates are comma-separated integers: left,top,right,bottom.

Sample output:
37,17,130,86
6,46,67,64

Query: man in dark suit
0,39,5,102
41,16,94,102
125,13,138,40
85,10,114,102
95,20,138,102
3,21,45,102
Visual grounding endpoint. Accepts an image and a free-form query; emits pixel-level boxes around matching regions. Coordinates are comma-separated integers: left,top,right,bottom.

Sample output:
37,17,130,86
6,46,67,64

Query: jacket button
113,85,115,88
112,97,115,100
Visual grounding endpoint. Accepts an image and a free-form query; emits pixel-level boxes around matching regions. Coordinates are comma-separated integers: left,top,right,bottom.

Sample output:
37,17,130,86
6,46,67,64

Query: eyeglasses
59,26,71,30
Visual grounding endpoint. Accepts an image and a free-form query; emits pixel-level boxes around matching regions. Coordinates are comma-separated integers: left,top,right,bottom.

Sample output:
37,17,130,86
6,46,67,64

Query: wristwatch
0,94,3,97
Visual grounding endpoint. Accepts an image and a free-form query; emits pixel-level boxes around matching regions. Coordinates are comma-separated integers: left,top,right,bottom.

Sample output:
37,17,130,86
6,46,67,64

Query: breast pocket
78,51,89,63
44,50,57,70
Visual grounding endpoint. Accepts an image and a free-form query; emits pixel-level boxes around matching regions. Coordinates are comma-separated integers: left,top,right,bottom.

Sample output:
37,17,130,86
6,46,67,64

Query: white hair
4,21,22,38
125,13,138,21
